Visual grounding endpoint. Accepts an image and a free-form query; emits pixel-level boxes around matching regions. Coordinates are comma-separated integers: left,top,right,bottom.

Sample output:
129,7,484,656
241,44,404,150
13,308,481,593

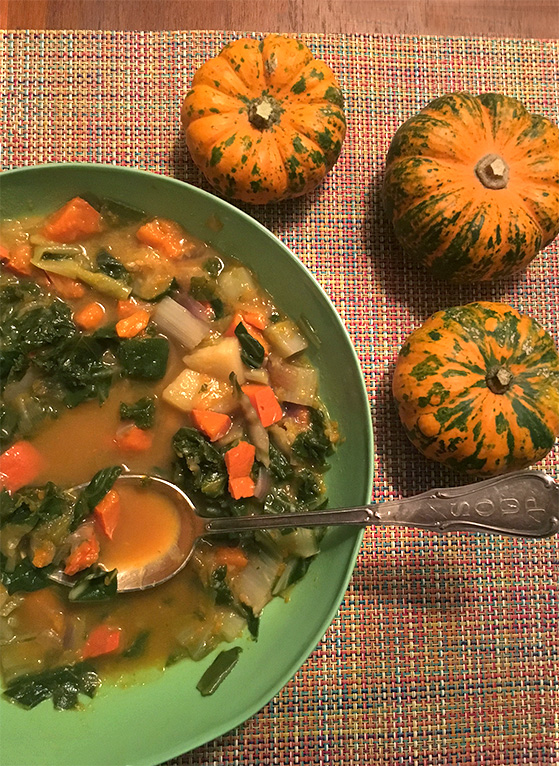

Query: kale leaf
119,396,156,429
172,427,227,498
3,662,100,710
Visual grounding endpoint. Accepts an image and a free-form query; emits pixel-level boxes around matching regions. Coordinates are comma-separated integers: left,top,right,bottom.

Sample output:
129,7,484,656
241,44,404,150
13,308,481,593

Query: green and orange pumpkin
181,35,346,204
383,92,559,282
392,302,559,476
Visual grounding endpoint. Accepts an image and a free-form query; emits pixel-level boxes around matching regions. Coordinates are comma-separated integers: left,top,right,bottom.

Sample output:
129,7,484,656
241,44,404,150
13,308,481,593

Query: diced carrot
81,625,121,659
224,441,255,479
0,243,33,276
74,301,106,331
115,308,150,339
64,533,100,576
191,409,232,442
94,489,120,540
136,218,187,259
31,540,56,568
214,546,249,569
228,476,256,500
117,298,142,318
225,314,270,355
242,309,268,330
114,425,153,452
42,197,103,243
0,441,45,494
241,384,283,427
45,272,86,299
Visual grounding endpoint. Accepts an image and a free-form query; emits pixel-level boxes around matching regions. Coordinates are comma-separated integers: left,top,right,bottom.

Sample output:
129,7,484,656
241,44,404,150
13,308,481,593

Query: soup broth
0,196,338,708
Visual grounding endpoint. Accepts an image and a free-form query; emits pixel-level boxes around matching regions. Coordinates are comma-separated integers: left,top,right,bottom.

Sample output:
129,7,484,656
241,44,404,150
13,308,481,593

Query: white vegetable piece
264,319,308,358
217,265,256,303
183,337,245,384
162,368,236,413
153,297,209,351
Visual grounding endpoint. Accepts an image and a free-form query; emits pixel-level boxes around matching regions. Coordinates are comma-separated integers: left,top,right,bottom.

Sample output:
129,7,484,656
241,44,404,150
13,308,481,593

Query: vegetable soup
0,195,339,709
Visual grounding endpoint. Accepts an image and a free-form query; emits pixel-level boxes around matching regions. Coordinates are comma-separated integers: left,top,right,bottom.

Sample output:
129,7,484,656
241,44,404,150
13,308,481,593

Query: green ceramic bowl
0,164,373,766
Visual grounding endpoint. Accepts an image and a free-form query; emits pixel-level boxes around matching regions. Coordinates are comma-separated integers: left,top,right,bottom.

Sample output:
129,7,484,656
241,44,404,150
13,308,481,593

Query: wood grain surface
2,0,558,39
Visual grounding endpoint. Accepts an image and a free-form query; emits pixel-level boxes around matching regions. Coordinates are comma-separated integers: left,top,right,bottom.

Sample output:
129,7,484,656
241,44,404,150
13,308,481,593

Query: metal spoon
50,469,559,593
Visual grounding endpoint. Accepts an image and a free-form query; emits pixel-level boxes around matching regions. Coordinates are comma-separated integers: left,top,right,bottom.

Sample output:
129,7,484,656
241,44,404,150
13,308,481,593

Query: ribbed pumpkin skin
182,35,346,204
383,93,559,281
393,302,559,476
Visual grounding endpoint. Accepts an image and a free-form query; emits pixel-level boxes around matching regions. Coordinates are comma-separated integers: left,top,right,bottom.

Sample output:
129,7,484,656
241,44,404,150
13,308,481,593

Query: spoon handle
203,470,559,539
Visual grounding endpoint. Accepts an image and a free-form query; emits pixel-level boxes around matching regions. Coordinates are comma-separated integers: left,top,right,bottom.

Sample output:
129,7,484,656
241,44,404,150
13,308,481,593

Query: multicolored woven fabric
2,30,558,766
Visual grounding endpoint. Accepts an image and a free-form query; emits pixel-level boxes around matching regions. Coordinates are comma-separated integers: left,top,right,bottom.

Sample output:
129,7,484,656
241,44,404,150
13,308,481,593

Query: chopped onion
230,550,282,614
239,388,269,466
175,292,211,323
153,297,210,351
254,466,272,502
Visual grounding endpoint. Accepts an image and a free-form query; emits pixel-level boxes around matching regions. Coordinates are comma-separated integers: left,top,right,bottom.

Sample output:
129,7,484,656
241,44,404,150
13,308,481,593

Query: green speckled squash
181,35,346,205
393,302,559,476
383,92,559,281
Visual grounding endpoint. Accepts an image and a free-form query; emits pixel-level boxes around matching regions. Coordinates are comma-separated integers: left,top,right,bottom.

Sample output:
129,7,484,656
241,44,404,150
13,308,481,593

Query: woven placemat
1,30,558,766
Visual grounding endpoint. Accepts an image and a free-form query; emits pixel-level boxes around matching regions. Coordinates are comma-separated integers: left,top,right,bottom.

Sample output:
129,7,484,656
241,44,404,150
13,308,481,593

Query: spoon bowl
50,469,559,593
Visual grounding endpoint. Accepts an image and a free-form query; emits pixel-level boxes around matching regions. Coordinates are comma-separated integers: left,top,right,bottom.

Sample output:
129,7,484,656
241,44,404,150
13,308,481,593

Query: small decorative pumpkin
181,35,346,204
383,92,559,281
392,302,559,476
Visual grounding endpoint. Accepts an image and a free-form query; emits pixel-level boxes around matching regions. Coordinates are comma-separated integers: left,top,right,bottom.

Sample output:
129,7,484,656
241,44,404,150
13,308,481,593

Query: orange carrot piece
117,298,141,318
0,243,33,276
31,540,56,568
242,309,268,330
191,409,232,442
224,441,255,479
74,302,106,331
136,218,186,259
228,476,256,500
241,384,283,428
45,272,86,299
42,197,103,243
114,425,153,452
0,441,45,493
81,625,121,659
94,489,120,540
214,546,249,569
115,309,150,339
64,533,100,576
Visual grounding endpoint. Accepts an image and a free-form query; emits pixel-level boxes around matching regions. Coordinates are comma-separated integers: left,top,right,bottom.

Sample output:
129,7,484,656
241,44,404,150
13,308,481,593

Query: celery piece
31,248,132,300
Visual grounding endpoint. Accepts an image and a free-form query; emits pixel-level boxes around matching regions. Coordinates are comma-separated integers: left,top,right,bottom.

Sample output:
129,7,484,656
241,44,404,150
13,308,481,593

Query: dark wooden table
2,0,559,39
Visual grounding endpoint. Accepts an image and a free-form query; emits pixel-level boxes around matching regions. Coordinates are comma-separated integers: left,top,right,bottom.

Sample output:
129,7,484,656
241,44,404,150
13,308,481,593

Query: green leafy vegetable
234,322,264,369
209,566,259,638
268,441,294,482
117,337,169,380
189,276,224,319
196,647,242,697
72,466,122,528
291,407,334,467
95,249,132,284
203,257,223,278
3,662,100,710
119,397,156,430
123,630,150,659
173,427,227,498
0,554,54,594
68,566,118,602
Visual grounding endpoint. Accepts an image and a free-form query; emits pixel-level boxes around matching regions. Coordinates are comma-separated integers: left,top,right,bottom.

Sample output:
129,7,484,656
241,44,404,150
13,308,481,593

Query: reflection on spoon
50,470,559,594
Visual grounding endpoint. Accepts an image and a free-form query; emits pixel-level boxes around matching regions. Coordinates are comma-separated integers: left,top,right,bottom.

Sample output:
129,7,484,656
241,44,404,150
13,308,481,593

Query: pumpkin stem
486,366,514,394
248,96,282,130
475,153,510,190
